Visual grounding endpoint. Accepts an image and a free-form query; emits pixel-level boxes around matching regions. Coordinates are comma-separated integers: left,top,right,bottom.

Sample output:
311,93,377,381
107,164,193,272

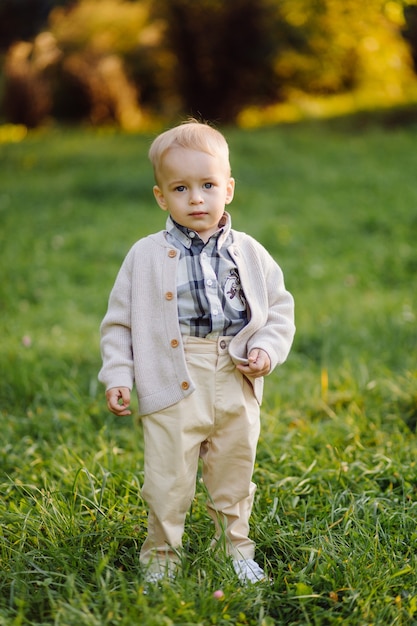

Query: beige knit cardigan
99,229,295,416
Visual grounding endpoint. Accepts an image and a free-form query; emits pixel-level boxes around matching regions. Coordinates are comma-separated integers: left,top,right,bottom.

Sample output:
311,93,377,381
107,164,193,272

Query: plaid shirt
165,213,248,338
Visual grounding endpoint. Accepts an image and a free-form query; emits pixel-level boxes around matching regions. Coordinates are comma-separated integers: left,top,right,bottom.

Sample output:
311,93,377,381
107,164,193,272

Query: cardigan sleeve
98,248,135,391
229,234,295,373
247,253,295,370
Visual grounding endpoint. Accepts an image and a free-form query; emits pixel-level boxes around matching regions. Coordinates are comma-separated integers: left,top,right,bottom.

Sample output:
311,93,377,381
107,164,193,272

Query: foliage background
1,0,417,128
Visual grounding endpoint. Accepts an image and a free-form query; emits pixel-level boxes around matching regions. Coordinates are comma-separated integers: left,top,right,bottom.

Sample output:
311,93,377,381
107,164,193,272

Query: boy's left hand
236,348,271,378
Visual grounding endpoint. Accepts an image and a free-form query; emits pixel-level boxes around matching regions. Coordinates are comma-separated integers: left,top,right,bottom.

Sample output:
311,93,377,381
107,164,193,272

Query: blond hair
148,120,231,182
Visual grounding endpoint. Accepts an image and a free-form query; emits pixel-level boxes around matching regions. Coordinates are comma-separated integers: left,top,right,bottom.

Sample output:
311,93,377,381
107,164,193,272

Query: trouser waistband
182,335,232,355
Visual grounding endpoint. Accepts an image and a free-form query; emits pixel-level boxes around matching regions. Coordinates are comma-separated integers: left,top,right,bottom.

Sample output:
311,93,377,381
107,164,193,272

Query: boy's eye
203,182,213,189
175,185,186,192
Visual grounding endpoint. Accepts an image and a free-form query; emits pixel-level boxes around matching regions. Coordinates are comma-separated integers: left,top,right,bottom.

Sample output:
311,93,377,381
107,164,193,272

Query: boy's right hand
105,387,132,416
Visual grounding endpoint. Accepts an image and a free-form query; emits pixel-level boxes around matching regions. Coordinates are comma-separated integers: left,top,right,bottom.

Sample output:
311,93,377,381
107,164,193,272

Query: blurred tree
274,0,414,96
47,0,155,127
3,36,58,126
48,0,161,124
274,0,362,94
150,0,305,122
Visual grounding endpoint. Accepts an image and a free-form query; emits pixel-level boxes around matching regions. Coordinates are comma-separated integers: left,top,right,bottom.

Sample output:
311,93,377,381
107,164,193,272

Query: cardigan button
171,339,179,348
168,249,177,258
165,291,174,300
181,381,189,390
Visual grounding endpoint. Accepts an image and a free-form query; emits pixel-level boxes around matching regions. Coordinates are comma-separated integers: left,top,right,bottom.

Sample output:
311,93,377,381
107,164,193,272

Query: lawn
0,118,417,625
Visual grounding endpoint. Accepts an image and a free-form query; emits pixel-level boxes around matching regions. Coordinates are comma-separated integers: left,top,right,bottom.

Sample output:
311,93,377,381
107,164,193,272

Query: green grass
1,119,417,625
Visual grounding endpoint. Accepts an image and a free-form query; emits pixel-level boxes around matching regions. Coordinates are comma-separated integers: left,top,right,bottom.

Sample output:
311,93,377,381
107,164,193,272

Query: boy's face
153,147,235,242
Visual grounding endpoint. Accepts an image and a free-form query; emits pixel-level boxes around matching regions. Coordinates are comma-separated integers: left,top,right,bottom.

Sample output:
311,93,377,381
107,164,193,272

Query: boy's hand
105,387,132,416
236,348,271,378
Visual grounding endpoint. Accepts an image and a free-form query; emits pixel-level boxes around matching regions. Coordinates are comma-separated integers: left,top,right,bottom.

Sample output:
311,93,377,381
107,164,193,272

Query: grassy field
1,118,417,625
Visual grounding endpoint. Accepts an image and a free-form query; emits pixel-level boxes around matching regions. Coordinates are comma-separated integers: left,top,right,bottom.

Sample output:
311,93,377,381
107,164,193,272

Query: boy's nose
189,191,203,204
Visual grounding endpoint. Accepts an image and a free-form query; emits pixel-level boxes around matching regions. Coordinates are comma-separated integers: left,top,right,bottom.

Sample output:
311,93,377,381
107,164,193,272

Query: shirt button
165,291,174,300
220,340,227,349
181,381,189,390
207,279,213,286
168,249,177,258
171,339,179,348
213,309,218,315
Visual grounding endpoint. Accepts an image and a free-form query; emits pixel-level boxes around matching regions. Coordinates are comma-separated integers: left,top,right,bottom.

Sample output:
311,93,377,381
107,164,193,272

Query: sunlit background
1,0,417,136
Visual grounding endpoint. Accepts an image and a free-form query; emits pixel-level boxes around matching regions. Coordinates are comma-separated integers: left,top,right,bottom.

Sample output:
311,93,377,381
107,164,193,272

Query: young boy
99,120,295,585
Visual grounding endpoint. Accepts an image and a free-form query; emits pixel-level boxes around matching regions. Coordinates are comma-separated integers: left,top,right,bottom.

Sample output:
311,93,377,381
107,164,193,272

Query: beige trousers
140,336,261,572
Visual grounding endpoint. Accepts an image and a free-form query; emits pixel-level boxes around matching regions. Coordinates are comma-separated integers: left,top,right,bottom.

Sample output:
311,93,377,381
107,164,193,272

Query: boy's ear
225,177,235,205
153,185,168,211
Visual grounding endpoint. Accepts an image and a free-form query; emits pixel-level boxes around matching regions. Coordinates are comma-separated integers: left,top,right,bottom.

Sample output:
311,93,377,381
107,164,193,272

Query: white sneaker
143,565,176,588
143,569,176,594
233,559,267,584
144,571,166,584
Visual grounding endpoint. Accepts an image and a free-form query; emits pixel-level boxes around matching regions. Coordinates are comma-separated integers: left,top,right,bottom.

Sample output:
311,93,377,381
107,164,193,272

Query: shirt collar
166,212,231,249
